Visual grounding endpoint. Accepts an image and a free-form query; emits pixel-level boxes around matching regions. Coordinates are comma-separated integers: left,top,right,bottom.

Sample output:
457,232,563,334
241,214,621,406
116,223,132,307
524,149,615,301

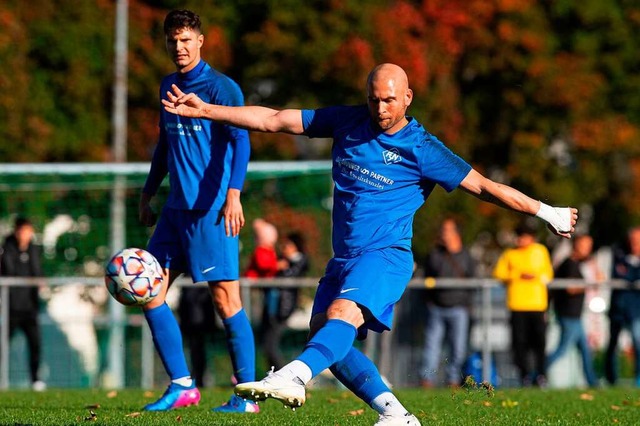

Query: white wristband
535,202,572,233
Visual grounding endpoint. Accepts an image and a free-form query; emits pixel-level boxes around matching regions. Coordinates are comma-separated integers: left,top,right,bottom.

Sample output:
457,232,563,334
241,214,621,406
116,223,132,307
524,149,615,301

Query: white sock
276,360,313,385
371,392,408,416
171,377,193,387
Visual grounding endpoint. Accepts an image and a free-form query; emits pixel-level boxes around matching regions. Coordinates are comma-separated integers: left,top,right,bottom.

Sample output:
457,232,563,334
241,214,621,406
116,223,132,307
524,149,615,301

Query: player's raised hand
541,206,578,239
162,84,206,118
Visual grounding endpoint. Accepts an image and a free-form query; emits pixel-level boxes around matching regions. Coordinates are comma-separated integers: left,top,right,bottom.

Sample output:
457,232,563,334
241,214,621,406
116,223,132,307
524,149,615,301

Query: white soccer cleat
374,412,421,426
234,369,306,409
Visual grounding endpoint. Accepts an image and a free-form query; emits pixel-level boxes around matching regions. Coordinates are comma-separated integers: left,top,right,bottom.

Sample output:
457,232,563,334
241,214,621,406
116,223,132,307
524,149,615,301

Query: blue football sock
223,309,255,383
298,319,357,377
330,347,391,406
144,303,190,381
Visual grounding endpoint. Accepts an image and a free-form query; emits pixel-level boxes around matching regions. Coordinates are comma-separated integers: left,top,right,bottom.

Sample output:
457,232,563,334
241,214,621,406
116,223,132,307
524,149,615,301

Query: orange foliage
572,116,640,154
201,26,232,70
528,54,605,108
330,37,375,86
513,132,545,149
626,158,640,212
497,0,536,13
373,1,429,93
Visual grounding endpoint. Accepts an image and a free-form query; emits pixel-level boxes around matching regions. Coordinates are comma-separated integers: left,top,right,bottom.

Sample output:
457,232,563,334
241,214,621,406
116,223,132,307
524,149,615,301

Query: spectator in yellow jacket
493,220,553,387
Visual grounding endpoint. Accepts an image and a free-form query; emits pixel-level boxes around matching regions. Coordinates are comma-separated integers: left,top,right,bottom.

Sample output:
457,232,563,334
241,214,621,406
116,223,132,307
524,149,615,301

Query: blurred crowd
2,215,640,390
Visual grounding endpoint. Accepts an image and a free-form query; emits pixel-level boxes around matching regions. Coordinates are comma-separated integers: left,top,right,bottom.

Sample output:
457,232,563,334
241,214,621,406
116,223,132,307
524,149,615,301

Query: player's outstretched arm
162,84,305,135
459,169,578,238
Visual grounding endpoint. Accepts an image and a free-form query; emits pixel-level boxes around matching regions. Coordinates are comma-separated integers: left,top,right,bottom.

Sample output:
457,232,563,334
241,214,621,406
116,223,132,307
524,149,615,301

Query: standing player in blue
138,10,258,414
162,63,578,425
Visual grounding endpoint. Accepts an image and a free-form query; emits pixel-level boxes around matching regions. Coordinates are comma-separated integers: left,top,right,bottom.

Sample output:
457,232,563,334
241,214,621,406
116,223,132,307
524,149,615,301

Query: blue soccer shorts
311,246,414,336
147,207,239,282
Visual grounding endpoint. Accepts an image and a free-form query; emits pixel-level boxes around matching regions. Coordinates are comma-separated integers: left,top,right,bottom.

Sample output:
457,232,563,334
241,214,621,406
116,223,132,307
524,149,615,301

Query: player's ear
405,88,413,107
198,33,204,48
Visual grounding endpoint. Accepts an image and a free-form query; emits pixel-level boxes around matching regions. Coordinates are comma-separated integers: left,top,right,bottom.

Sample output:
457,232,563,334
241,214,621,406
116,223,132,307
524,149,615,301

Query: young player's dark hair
14,216,32,229
164,9,202,36
286,232,306,253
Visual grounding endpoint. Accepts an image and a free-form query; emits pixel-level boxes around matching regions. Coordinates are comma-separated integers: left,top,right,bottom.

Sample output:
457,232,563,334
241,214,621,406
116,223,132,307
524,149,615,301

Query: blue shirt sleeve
228,130,250,190
214,78,250,191
302,107,342,138
419,135,472,192
143,125,169,196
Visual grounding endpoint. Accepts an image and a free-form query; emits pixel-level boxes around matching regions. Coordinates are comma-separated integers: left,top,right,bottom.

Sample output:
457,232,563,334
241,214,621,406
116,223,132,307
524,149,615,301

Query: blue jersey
302,105,472,258
144,60,250,210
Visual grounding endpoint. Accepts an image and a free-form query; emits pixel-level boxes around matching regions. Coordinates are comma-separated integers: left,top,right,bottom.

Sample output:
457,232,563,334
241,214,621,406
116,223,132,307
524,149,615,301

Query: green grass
1,386,640,425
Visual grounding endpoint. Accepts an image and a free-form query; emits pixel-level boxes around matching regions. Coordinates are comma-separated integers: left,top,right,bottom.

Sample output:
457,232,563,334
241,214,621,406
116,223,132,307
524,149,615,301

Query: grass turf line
0,387,639,425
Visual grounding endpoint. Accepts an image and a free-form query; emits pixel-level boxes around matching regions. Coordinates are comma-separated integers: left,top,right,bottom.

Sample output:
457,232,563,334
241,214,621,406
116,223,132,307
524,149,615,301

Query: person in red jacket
245,218,279,279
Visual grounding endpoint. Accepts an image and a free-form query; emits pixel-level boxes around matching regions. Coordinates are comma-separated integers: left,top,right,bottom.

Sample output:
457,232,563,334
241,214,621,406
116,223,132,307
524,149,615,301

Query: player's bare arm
163,84,305,134
222,188,244,237
459,168,578,238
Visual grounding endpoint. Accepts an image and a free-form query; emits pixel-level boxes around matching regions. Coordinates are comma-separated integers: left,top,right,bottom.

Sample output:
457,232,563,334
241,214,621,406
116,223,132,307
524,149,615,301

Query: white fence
1,276,636,390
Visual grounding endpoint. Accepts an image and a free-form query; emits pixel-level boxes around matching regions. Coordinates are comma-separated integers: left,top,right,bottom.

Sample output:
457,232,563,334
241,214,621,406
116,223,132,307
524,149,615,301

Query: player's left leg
331,347,420,426
184,209,259,413
235,247,418,422
209,280,259,413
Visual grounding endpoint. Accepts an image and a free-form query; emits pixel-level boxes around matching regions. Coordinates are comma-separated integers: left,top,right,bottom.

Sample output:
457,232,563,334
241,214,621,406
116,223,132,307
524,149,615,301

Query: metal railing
0,276,635,389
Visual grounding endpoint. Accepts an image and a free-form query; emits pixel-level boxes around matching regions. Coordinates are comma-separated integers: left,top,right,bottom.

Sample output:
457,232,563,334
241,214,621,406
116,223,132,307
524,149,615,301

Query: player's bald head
367,63,409,93
366,63,413,134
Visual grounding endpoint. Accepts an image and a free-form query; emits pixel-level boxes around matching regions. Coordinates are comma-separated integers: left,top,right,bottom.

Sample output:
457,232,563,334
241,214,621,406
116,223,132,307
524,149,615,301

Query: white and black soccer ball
105,248,163,306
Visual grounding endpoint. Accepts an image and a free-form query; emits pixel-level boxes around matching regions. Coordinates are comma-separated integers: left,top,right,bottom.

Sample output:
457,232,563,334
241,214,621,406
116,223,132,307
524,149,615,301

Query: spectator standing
546,234,600,387
0,217,46,391
263,232,309,369
605,226,640,386
245,219,279,280
420,218,476,388
493,220,553,387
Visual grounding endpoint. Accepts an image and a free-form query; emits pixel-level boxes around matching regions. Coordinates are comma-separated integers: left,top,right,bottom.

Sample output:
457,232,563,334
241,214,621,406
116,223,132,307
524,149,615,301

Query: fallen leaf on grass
143,391,155,398
610,405,621,410
579,393,594,401
106,391,118,398
175,415,182,422
327,398,340,404
482,401,492,407
126,412,142,417
84,410,97,421
501,399,519,408
348,409,365,416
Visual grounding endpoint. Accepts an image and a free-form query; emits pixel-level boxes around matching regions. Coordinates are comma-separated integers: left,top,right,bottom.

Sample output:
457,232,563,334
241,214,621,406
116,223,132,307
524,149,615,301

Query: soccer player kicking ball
139,10,258,413
163,63,577,425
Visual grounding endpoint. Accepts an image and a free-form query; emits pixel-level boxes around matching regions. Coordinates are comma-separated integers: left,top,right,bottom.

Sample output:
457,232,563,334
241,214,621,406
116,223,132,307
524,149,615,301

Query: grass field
1,385,640,425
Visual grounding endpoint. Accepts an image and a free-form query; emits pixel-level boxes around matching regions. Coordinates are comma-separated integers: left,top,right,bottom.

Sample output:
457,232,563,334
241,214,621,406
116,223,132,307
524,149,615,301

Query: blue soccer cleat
212,394,260,413
143,382,201,411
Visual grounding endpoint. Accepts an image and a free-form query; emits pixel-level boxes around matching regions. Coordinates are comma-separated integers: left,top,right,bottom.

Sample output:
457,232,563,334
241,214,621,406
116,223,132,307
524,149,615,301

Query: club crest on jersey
382,148,403,165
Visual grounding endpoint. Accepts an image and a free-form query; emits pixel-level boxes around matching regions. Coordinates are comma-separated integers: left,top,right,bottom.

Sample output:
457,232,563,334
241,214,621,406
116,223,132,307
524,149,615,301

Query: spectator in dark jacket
605,226,640,386
420,218,476,387
0,217,46,391
546,234,600,387
262,232,309,369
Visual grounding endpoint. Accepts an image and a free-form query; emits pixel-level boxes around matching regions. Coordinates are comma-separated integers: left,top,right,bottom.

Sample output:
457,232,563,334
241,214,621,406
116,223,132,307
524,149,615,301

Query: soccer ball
105,248,164,306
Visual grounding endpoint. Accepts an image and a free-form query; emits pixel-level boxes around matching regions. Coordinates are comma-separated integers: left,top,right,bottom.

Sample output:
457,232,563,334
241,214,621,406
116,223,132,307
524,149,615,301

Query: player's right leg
142,209,200,411
209,280,259,413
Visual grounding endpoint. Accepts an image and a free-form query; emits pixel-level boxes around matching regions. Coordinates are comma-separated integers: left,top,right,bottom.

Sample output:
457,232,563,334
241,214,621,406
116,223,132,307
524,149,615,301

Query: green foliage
1,0,640,244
